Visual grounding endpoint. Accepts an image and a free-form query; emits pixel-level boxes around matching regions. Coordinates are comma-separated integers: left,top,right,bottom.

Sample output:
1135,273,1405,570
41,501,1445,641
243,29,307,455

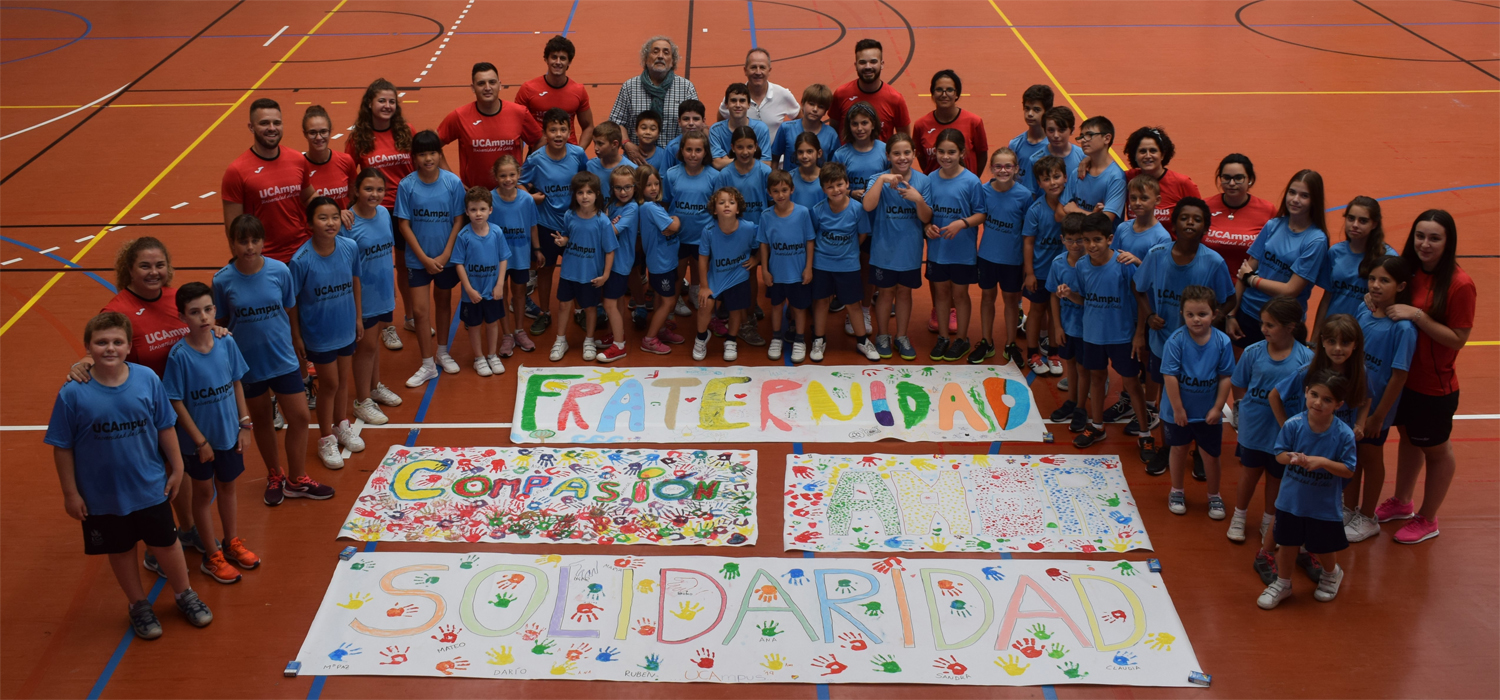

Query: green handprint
859,601,884,617
415,574,441,585
1058,661,1088,679
531,639,556,655
835,579,856,593
758,621,783,638
1113,561,1137,576
1096,492,1122,508
1047,644,1068,659
491,593,516,608
349,560,375,571
855,538,873,551
1028,623,1052,640
974,539,993,550
720,562,741,580
460,555,478,570
871,655,901,673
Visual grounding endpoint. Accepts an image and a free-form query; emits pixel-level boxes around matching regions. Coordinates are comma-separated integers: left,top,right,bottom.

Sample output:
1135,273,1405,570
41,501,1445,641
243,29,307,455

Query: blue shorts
537,227,565,266
1234,306,1266,349
183,446,246,482
306,340,356,365
1022,281,1051,304
1078,340,1142,376
603,270,631,299
408,265,459,289
812,269,862,306
362,311,394,329
1164,421,1224,457
556,278,601,308
1359,427,1391,447
977,259,1024,293
460,298,506,326
243,369,304,399
649,271,678,297
767,281,812,310
1145,350,1164,384
714,280,752,312
1237,445,1283,478
678,242,699,261
1053,335,1077,361
506,268,531,286
925,262,978,286
388,206,405,253
1274,509,1347,554
871,266,921,289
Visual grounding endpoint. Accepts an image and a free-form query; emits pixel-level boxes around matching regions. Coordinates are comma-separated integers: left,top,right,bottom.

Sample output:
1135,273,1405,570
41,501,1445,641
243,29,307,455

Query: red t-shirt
514,76,591,144
1124,168,1201,236
221,146,311,262
437,101,542,190
1404,265,1476,396
1203,193,1276,278
344,126,414,208
912,109,989,174
305,150,359,210
101,287,189,376
828,80,911,142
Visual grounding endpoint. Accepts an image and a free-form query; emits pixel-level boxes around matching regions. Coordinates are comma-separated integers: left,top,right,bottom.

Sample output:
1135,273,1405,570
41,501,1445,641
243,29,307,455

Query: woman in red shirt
347,78,417,347
912,70,988,175
302,105,359,210
1122,126,1199,236
1373,210,1475,544
1203,154,1277,283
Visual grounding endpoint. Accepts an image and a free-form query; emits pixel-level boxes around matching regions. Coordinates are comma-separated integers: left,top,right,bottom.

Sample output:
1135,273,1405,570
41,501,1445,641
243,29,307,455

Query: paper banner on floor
294,552,1203,686
338,446,757,546
784,454,1151,554
508,364,1046,444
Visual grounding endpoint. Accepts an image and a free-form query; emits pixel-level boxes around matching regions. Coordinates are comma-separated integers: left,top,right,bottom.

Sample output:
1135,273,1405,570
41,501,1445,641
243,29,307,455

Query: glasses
1077,131,1102,141
613,184,635,191
305,129,331,138
992,164,1017,171
1219,174,1248,184
932,87,957,95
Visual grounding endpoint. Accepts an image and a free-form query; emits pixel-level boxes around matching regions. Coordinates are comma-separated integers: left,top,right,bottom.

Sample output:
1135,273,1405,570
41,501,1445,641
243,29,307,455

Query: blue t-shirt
489,189,539,272
290,237,361,353
213,258,298,384
1275,365,1362,432
1007,131,1049,185
811,199,869,272
559,210,618,283
607,201,640,275
163,336,248,452
1045,253,1084,338
978,181,1032,266
790,171,827,211
339,206,395,319
757,204,817,284
44,364,176,516
1022,197,1064,277
662,165,716,246
772,120,840,167
520,143,587,231
1357,304,1417,430
1241,217,1329,316
1026,144,1085,203
637,201,679,275
638,143,676,174
1133,244,1235,357
709,119,772,163
585,155,637,184
701,219,759,293
713,160,773,221
868,170,932,272
451,224,511,299
1067,161,1127,219
393,169,465,268
831,141,889,195
1113,219,1172,261
1160,327,1236,425
1317,240,1398,319
925,169,987,266
1273,414,1358,522
1232,341,1315,452
1074,255,1139,345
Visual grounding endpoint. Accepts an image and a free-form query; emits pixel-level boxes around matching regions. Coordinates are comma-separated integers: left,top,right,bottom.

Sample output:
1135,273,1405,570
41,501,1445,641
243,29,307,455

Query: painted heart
1028,542,1045,551
684,397,697,402
852,527,864,532
733,393,748,399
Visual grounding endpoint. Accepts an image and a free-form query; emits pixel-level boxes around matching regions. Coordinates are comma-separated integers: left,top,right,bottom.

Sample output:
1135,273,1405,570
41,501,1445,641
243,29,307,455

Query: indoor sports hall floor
1,1,1496,697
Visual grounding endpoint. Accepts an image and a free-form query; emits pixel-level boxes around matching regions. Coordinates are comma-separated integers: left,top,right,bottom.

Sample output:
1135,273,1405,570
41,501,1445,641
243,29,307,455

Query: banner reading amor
785,454,1151,554
294,552,1203,686
339,447,757,546
509,364,1046,444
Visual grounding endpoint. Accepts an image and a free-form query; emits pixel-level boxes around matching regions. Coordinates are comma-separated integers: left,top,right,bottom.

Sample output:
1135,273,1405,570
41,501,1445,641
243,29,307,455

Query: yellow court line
1,0,349,337
1073,89,1500,97
1469,341,1500,346
1,103,236,109
986,0,1127,170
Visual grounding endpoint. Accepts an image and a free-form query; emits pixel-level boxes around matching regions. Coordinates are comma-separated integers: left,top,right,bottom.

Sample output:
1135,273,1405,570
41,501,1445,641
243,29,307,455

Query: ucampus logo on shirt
769,240,805,256
92,417,149,439
472,137,520,152
1180,375,1219,391
411,207,451,222
235,303,283,321
366,153,411,168
713,253,747,271
984,214,1016,232
360,240,394,263
313,281,354,300
1260,250,1293,276
190,380,236,403
1083,291,1123,307
257,183,302,203
820,231,853,245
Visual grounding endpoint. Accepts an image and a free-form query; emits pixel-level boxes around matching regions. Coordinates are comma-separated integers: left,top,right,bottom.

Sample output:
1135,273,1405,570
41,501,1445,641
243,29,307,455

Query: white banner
294,552,1203,686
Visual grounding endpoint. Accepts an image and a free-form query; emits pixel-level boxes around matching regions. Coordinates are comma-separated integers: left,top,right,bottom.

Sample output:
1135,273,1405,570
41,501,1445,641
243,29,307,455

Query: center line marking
74,235,95,243
198,190,216,198
170,202,188,209
37,246,59,255
140,213,159,220
263,25,289,47
1,258,21,266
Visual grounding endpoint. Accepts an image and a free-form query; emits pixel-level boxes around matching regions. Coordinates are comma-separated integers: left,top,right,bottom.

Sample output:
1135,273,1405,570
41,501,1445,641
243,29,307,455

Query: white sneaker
582,338,598,362
549,336,569,361
856,338,880,361
487,354,505,375
1028,354,1048,375
790,341,807,363
1046,355,1064,376
353,398,388,426
688,285,701,309
1226,511,1247,542
1058,376,1070,391
405,364,439,388
674,298,692,317
1344,511,1380,543
768,338,783,361
809,338,826,362
473,357,493,377
403,317,416,333
844,315,855,336
436,352,460,374
1257,579,1291,609
318,435,345,469
371,382,402,407
381,325,403,350
272,400,286,430
723,340,738,362
335,419,365,452
862,306,873,335
1313,565,1344,602
692,337,708,361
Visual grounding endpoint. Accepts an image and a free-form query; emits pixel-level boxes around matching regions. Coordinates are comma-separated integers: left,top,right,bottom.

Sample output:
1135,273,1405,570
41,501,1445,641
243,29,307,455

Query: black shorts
767,281,811,310
812,269,862,306
871,266,921,290
1079,340,1142,376
649,271,678,297
1394,388,1458,448
678,242,699,261
1273,509,1348,554
362,311,394,329
1164,421,1224,457
306,340,356,365
1144,350,1164,385
1053,335,1077,361
556,278,601,308
81,500,176,555
1022,281,1051,305
603,271,630,299
244,369,304,399
925,262,978,286
537,227,565,266
1233,306,1266,349
1237,445,1283,478
184,447,246,482
408,265,460,289
977,259,1023,293
506,268,531,286
460,298,506,326
387,207,405,253
714,280,752,312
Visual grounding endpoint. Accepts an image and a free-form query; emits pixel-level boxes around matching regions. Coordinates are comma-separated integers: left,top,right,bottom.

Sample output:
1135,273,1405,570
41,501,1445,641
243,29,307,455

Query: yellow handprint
928,535,949,551
994,654,1030,676
761,653,788,671
549,660,577,676
671,601,704,620
637,579,655,594
1106,537,1131,552
337,592,373,609
1145,632,1176,651
910,458,939,471
486,646,514,666
350,520,382,541
535,554,562,567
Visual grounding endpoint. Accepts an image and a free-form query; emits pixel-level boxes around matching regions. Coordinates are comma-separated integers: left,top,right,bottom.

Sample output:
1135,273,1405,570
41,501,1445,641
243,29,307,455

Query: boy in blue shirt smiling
809,162,878,363
521,108,588,336
1160,286,1236,519
291,197,364,471
758,170,817,363
694,187,760,362
396,130,467,386
452,187,512,376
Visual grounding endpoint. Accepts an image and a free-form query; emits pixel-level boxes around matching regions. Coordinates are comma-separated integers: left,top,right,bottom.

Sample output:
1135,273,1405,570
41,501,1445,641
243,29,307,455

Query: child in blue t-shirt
790,132,829,211
47,312,210,639
1259,369,1358,609
600,166,641,363
663,132,715,315
396,130,467,387
1346,257,1415,541
635,165,684,355
1113,176,1173,262
521,108,588,337
163,282,257,583
863,135,932,361
1160,286,1236,520
489,155,541,356
585,121,637,183
693,187,760,362
830,103,888,203
923,130,989,364
452,187,512,377
291,197,364,471
1062,116,1126,222
771,84,839,170
713,128,774,346
549,172,618,362
1311,197,1397,343
977,148,1032,365
1022,155,1068,378
759,170,818,363
341,169,401,427
1045,216,1087,431
810,162,877,363
1234,172,1328,346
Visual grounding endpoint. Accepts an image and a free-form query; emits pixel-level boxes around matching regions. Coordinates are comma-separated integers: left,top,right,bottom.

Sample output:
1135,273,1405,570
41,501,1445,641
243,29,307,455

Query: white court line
140,213,159,220
1,258,22,267
0,83,129,141
171,202,188,209
264,25,290,47
108,225,127,231
1,422,514,431
37,246,59,255
74,235,95,243
199,191,217,198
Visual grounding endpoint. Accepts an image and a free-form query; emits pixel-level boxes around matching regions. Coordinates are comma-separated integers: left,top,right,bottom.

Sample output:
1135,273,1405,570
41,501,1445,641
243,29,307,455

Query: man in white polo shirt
717,47,799,142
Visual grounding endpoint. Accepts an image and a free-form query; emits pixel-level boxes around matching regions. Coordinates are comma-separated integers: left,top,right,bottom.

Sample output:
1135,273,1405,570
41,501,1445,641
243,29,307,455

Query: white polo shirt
718,81,800,141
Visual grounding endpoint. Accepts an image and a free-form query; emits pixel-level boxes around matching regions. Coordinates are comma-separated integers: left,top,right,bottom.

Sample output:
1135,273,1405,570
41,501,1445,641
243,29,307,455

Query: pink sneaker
927,309,939,333
640,336,672,355
1375,497,1414,523
709,316,730,337
657,326,685,345
513,331,536,352
948,309,959,333
499,333,516,357
1394,515,1439,544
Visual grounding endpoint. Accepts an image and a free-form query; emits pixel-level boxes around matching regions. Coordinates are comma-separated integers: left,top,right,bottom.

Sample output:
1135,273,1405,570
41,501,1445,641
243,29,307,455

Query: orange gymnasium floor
1,1,1496,698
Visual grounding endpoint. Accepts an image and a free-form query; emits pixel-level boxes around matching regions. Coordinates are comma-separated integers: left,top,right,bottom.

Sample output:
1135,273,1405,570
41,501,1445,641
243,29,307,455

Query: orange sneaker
223,537,261,569
201,551,242,584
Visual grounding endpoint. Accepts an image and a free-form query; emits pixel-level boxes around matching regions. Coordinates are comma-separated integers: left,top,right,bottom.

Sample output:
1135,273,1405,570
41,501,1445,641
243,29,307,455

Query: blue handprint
586,582,605,599
328,642,362,661
883,536,906,548
640,654,661,671
982,566,1005,581
595,646,620,662
1109,511,1133,526
783,568,808,586
1112,651,1137,666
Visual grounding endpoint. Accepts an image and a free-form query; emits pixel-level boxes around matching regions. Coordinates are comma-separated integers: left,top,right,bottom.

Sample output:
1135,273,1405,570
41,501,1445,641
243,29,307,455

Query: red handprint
386,603,418,618
1012,638,1044,658
936,579,963,597
1045,568,1070,582
812,654,847,676
792,507,812,518
353,507,379,518
379,646,409,665
692,648,715,668
873,556,905,574
572,603,603,622
566,643,591,661
1102,609,1127,623
837,632,868,651
612,556,644,569
430,624,461,643
370,476,389,489
793,530,822,544
792,465,815,479
497,573,528,589
933,655,968,676
434,657,469,675
521,623,544,641
633,618,656,636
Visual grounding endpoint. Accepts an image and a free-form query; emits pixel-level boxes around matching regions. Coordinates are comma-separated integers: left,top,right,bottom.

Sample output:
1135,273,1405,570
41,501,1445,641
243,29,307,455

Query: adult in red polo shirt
346,78,417,333
221,98,313,262
301,104,358,209
1123,126,1200,236
515,35,594,148
827,38,911,142
438,62,541,190
912,69,987,174
1203,153,1275,281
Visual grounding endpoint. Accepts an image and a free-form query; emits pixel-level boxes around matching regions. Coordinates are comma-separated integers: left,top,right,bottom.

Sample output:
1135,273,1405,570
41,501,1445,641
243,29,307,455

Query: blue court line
1326,182,1498,211
86,576,166,699
0,235,115,292
789,440,828,700
560,0,580,37
747,1,759,48
0,7,90,64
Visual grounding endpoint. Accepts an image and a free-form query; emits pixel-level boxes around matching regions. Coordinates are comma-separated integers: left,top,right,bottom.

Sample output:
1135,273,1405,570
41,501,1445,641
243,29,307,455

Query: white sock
437,344,449,356
1276,577,1291,588
615,341,625,349
421,357,436,369
1234,508,1248,517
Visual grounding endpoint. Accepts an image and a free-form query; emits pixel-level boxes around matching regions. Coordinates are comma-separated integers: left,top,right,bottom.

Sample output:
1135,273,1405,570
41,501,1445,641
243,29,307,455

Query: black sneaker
1144,439,1169,475
128,600,163,640
1049,399,1077,423
1005,342,1023,366
967,339,994,365
1068,407,1089,433
529,311,551,336
830,301,846,313
929,337,949,362
1039,335,1053,357
1124,412,1157,437
943,338,971,362
1073,425,1106,448
1296,551,1325,582
1192,447,1206,481
1253,550,1279,585
1138,436,1159,465
1103,394,1134,423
